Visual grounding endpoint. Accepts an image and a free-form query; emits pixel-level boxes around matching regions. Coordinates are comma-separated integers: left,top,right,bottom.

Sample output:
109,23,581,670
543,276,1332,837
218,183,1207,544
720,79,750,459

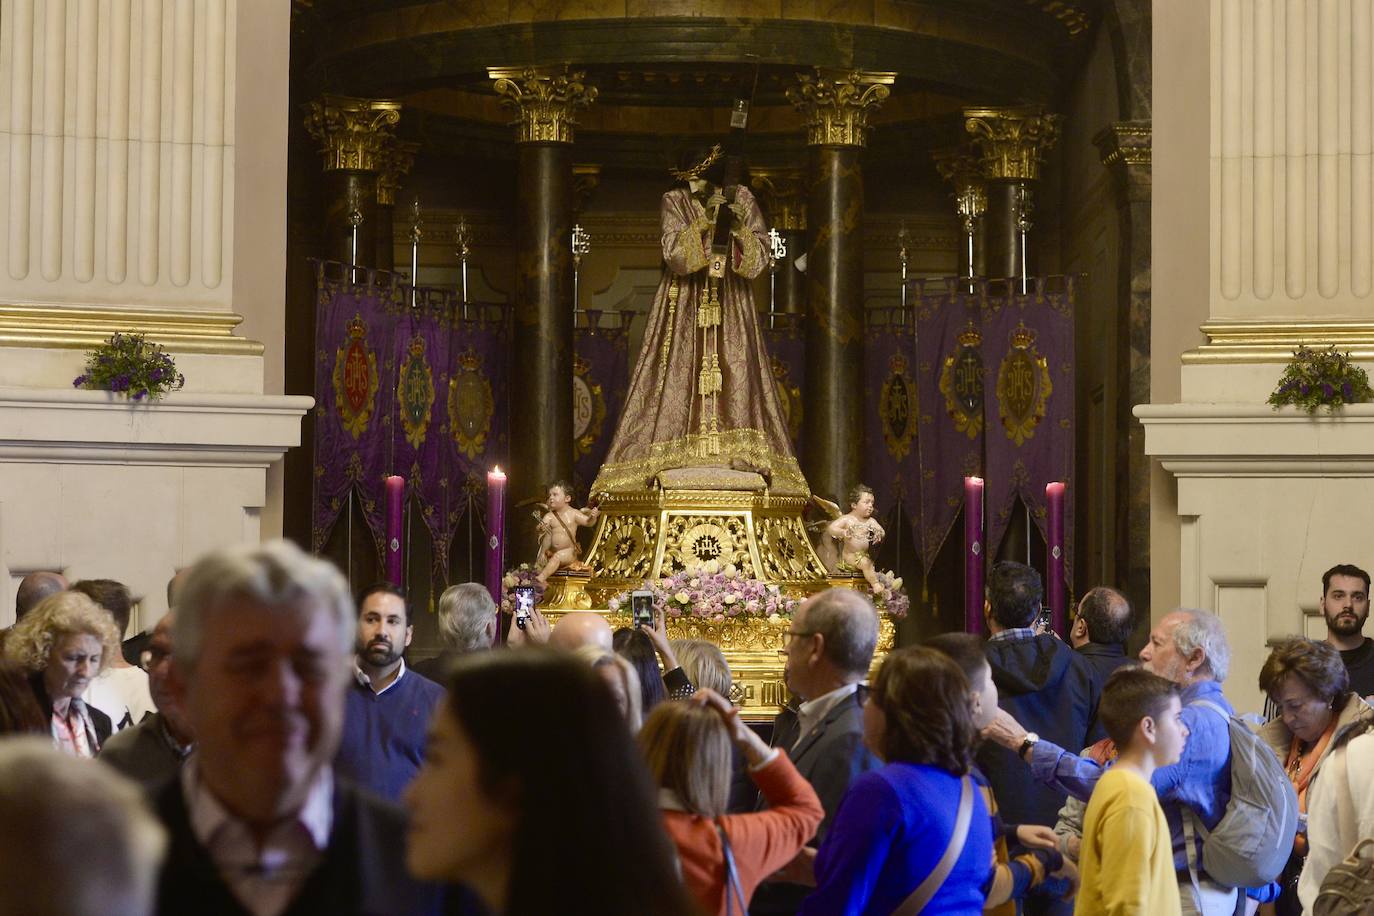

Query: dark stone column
788,69,892,505
375,140,416,274
304,96,402,270
1096,121,1153,632
321,171,377,267
492,67,597,559
803,145,865,505
983,180,1022,280
511,142,574,537
375,204,394,271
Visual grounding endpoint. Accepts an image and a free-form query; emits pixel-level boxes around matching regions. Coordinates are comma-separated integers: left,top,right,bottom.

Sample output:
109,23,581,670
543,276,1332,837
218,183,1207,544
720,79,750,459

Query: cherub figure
824,484,885,589
535,480,600,585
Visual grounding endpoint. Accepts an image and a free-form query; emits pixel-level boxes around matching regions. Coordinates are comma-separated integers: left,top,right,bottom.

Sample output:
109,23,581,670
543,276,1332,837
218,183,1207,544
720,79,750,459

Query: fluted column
375,140,418,272
751,168,808,315
932,146,988,280
963,107,1061,281
491,67,596,555
303,95,402,268
1096,120,1152,619
788,69,892,505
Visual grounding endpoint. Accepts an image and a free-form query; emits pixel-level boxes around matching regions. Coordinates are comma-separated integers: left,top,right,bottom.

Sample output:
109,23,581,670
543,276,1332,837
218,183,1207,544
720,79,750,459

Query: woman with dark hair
612,627,669,712
640,689,822,915
404,649,698,916
1256,637,1374,913
801,646,994,915
0,659,46,735
3,590,118,755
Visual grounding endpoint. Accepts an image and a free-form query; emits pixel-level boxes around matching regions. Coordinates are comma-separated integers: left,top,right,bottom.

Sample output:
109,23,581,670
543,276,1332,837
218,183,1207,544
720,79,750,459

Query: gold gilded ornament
398,335,434,449
572,354,607,459
332,314,379,440
940,323,985,440
996,323,1053,447
447,349,494,459
669,144,722,181
880,352,917,460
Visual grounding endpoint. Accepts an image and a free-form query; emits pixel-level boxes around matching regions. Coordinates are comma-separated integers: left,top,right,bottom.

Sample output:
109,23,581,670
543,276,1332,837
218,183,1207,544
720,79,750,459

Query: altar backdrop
912,277,1076,581
863,310,920,547
573,311,634,495
312,261,512,574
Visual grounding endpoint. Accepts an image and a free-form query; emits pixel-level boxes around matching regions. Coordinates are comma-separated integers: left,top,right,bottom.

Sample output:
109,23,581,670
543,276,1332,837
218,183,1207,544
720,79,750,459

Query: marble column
1095,121,1152,625
303,96,402,269
788,70,892,505
964,108,1061,281
491,68,597,556
932,146,988,280
751,168,808,315
375,140,418,273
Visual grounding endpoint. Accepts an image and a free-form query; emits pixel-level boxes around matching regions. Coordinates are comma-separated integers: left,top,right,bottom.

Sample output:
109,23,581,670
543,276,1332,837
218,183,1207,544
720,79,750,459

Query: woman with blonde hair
641,689,823,915
672,638,733,697
3,590,120,756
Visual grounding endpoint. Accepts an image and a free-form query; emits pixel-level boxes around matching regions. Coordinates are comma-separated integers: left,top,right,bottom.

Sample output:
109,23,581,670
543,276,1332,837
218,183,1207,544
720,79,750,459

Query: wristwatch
1017,732,1040,760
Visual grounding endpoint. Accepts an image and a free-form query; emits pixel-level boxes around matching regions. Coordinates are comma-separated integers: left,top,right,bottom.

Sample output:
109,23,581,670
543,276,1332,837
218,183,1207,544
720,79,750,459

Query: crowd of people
1,544,1372,916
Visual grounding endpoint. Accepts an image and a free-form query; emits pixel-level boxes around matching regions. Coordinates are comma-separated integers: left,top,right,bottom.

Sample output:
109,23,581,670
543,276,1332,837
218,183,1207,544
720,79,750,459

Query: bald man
14,571,68,622
548,611,613,652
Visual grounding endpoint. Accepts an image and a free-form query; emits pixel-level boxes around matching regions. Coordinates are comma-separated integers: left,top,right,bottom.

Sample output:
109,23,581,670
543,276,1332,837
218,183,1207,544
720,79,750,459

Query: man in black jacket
977,561,1100,830
1070,586,1135,685
751,588,881,914
153,540,446,916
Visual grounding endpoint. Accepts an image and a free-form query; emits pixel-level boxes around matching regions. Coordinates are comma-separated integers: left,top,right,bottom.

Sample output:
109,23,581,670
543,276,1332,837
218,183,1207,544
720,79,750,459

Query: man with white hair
152,540,441,916
411,583,497,682
984,608,1266,915
0,737,167,916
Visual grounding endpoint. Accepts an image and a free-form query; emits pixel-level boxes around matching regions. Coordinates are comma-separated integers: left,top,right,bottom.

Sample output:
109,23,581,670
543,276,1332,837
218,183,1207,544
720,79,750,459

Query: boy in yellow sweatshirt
1075,668,1190,915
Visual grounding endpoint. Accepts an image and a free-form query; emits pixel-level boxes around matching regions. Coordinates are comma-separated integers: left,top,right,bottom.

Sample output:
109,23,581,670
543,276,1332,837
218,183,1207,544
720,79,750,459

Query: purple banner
982,277,1077,584
312,261,512,576
914,281,987,575
863,309,919,543
762,314,805,454
574,312,634,495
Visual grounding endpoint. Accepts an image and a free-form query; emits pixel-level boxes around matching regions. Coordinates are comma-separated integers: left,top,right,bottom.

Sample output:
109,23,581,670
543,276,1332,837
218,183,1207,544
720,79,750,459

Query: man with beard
1320,564,1374,699
334,583,444,802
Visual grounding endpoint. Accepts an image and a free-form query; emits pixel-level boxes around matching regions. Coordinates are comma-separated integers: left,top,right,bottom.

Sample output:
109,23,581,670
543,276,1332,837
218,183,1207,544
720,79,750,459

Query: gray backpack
1314,838,1374,916
1181,700,1299,889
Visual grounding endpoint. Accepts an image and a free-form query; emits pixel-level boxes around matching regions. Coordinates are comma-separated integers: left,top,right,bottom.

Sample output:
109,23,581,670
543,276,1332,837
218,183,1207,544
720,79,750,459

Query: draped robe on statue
592,186,808,496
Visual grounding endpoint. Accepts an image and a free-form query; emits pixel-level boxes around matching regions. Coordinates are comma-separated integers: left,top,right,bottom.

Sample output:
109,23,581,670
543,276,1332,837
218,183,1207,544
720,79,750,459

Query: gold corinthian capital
376,139,419,207
787,69,895,148
932,145,988,230
963,107,1062,181
303,95,403,172
489,67,598,144
750,167,807,231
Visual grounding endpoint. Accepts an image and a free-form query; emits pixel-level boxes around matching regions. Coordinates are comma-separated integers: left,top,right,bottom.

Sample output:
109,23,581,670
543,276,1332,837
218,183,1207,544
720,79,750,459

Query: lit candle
964,476,985,634
486,467,507,608
385,475,405,587
1045,481,1066,634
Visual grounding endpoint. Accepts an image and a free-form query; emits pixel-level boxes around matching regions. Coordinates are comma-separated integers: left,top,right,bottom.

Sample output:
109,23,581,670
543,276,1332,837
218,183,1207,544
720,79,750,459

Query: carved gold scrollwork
786,69,894,149
375,139,419,207
662,515,754,577
751,168,808,232
755,517,827,581
596,515,658,581
303,95,403,173
489,66,598,145
963,106,1062,181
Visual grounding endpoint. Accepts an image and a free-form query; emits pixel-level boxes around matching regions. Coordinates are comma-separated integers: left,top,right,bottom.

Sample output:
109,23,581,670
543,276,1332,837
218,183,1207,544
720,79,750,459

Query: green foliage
73,333,184,402
1268,345,1372,414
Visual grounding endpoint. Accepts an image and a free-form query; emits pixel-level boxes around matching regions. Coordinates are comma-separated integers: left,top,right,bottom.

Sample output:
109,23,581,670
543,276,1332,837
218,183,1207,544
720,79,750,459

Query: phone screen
514,587,535,629
631,590,654,628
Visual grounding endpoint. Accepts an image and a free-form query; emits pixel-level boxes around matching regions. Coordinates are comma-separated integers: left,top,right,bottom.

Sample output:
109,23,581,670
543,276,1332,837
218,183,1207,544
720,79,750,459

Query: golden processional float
532,125,902,721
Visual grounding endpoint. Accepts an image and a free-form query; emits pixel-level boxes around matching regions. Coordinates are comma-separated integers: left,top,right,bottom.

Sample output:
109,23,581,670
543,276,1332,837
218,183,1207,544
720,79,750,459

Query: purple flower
1344,381,1354,400
133,389,147,401
1300,383,1311,396
1323,383,1334,398
72,374,88,388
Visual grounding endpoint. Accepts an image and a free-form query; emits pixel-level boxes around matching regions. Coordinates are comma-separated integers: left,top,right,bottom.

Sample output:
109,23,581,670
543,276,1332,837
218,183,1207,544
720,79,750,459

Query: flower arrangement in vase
1268,345,1372,413
608,560,799,622
73,332,184,401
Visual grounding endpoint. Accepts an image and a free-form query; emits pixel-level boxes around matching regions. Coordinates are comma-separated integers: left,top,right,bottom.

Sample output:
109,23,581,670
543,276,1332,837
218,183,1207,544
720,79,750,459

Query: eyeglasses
139,647,171,672
777,629,816,657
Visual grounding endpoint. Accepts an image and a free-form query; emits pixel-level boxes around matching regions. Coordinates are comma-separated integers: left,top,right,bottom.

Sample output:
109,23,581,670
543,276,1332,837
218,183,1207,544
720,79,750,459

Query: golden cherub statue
534,480,600,585
813,484,886,589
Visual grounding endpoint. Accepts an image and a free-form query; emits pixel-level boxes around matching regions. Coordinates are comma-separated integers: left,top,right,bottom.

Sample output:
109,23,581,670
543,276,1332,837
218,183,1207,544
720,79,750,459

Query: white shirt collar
795,682,861,746
353,657,406,696
182,756,334,854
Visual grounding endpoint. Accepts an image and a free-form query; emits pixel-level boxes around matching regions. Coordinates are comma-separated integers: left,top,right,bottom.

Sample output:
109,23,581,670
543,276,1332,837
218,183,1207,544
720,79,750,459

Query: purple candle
1046,481,1066,634
486,467,507,608
385,475,404,587
964,476,985,634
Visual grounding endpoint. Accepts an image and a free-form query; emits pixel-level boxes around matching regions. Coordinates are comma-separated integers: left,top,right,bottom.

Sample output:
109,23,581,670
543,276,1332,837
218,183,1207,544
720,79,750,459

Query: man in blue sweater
334,583,444,802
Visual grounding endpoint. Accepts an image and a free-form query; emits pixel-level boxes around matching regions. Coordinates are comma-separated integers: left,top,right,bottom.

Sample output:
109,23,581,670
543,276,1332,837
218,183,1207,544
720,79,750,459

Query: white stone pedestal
0,387,312,629
1136,403,1374,713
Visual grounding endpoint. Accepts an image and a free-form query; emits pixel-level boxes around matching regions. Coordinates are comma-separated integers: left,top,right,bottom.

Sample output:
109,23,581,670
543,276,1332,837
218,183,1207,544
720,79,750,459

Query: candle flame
490,466,505,477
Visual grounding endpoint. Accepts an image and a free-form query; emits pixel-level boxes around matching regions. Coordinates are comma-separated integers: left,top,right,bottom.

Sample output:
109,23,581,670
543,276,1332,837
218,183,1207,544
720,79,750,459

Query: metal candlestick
454,216,472,318
346,185,363,284
571,224,591,314
409,198,423,308
897,223,909,321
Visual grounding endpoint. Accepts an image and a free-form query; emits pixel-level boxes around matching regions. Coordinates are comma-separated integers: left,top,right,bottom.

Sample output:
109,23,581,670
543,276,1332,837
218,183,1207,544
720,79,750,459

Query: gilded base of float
536,488,895,721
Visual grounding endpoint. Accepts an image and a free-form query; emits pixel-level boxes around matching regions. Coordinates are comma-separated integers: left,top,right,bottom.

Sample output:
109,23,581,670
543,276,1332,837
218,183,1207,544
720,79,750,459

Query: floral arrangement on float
608,560,799,622
73,332,184,401
499,564,546,614
870,570,911,619
1268,344,1372,414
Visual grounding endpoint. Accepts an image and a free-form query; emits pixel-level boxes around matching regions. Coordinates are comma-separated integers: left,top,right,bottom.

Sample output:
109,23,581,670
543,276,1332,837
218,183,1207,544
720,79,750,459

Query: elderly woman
3,590,120,756
1257,637,1374,915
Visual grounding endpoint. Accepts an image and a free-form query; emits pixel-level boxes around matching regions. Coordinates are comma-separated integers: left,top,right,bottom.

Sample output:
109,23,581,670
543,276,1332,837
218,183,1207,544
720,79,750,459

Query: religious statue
816,484,886,588
590,144,808,496
534,480,600,585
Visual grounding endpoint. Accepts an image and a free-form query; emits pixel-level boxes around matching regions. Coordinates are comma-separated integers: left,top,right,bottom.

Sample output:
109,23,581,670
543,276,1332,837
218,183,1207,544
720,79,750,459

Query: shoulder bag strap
893,775,974,916
716,822,748,916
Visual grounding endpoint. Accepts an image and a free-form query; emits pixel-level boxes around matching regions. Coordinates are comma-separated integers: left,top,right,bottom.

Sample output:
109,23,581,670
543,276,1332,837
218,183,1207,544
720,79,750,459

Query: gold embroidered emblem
572,354,607,459
332,314,379,440
939,323,984,440
880,352,917,460
447,349,494,459
996,323,1052,447
398,335,435,449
